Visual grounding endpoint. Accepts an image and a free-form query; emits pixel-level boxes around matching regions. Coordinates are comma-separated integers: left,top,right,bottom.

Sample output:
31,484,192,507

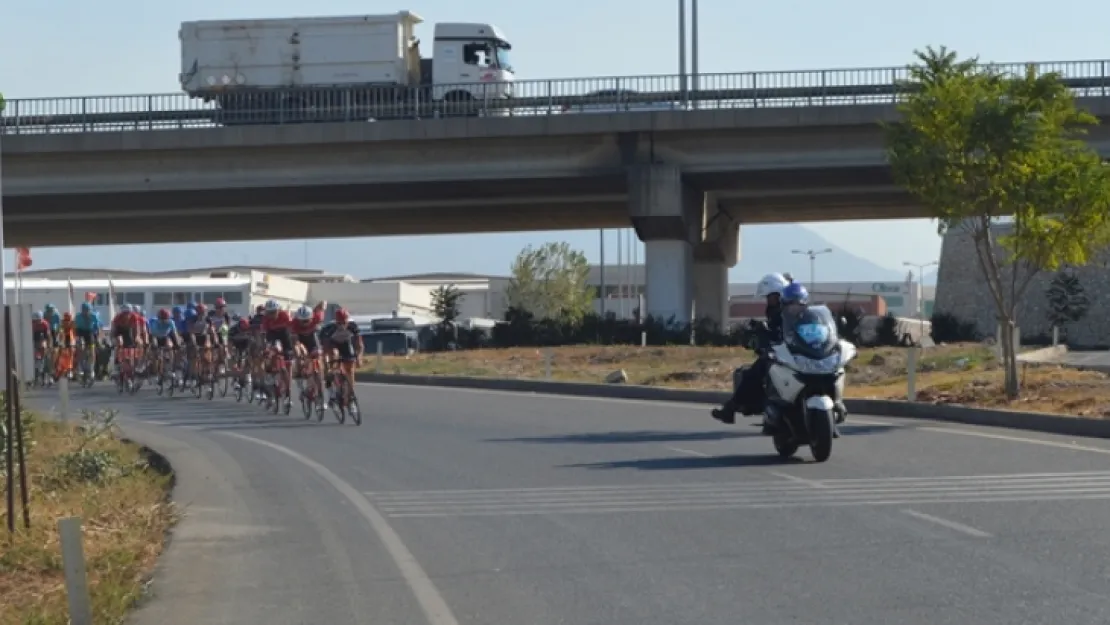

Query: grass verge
361,343,1110,417
0,408,177,625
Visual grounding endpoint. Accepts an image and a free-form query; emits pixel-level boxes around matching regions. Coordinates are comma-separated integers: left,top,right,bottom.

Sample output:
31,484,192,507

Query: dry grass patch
363,343,997,390
0,409,177,625
852,365,1110,417
362,343,1110,416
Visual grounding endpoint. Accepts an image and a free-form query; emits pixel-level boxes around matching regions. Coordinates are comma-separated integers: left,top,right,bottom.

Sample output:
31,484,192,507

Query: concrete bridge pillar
692,202,741,329
628,164,701,325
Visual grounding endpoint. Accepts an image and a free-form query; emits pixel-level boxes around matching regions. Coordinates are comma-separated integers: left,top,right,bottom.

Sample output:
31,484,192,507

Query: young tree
886,46,1110,398
430,284,463,323
506,242,594,322
1045,269,1090,341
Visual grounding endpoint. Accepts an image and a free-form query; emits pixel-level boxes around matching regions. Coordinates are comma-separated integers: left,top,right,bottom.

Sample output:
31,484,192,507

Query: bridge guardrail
3,60,1110,135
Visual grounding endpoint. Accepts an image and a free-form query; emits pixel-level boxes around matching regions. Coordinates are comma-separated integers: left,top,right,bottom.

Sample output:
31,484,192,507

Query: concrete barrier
356,371,1110,440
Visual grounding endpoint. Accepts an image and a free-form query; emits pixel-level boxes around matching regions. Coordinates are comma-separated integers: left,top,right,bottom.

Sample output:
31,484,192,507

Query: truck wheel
442,91,476,117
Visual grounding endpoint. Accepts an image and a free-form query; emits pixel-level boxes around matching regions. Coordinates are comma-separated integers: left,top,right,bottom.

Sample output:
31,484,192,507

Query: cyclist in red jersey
291,301,328,409
260,299,295,404
111,304,140,375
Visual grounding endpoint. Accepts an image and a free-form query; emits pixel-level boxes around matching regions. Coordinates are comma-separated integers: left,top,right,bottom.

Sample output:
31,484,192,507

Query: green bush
483,307,747,348
930,312,981,343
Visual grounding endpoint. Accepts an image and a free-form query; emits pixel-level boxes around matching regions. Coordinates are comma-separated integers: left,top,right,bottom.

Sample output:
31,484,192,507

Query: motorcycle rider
711,272,792,427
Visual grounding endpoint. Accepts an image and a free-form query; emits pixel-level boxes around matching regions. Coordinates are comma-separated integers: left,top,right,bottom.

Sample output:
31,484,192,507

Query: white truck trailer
179,11,513,122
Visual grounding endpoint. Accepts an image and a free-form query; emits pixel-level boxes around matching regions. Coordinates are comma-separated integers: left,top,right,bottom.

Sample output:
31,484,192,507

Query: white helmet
264,299,280,312
754,273,790,298
295,305,313,321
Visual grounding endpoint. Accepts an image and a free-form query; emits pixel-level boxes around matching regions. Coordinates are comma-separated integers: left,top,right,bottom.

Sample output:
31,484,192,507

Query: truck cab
429,23,513,101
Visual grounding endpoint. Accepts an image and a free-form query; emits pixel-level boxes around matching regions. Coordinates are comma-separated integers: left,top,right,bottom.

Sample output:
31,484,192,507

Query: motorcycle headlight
794,352,841,374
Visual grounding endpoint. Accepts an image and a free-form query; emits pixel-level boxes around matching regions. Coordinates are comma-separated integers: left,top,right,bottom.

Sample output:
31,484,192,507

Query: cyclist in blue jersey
74,302,101,379
149,309,179,382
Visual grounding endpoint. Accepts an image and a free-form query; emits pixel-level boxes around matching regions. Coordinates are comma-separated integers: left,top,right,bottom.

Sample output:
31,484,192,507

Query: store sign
871,283,902,294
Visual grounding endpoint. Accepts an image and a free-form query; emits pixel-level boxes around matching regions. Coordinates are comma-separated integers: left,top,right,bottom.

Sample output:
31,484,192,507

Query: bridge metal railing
3,59,1110,135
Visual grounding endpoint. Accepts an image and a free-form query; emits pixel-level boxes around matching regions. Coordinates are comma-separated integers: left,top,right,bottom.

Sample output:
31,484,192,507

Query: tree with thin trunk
506,242,594,323
885,46,1110,399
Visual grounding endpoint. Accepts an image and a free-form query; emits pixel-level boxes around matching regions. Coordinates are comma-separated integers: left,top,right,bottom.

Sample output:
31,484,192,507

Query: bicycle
75,339,96,388
298,351,327,422
192,344,216,400
263,342,292,415
327,356,361,426
155,346,175,396
33,344,53,388
117,347,139,394
231,346,252,403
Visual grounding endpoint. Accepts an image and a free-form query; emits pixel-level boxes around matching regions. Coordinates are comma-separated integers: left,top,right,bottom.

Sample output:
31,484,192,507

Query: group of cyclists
30,298,367,424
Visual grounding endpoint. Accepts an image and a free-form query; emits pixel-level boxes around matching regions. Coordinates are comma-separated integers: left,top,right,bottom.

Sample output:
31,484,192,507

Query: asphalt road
25,380,1110,625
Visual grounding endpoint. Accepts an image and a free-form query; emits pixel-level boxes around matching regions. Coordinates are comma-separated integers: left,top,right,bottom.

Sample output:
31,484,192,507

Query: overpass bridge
5,59,1110,324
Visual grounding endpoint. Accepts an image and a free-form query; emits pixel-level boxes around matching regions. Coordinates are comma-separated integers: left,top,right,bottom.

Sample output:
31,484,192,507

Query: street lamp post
903,260,938,345
791,248,833,287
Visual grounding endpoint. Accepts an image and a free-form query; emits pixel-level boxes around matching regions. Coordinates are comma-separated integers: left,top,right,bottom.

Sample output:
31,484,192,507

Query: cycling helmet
80,302,91,313
44,303,55,311
32,311,42,321
195,303,207,315
255,305,265,314
754,273,790,299
238,318,250,330
334,308,350,324
62,312,73,321
295,305,313,321
186,302,196,311
120,304,132,314
781,282,809,305
214,297,227,308
172,305,183,316
264,299,280,313
158,308,170,320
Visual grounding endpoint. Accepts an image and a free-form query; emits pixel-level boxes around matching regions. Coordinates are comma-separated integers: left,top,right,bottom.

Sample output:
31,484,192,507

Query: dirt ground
361,343,1110,417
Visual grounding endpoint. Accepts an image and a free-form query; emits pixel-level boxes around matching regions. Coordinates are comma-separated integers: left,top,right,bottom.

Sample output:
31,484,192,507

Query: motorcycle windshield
782,305,839,359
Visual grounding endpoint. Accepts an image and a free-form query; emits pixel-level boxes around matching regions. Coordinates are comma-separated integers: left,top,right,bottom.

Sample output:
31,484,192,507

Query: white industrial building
4,264,935,326
3,265,511,322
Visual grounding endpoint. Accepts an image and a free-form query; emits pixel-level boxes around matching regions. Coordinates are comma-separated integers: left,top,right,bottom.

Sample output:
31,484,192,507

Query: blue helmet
186,302,196,311
44,303,55,311
781,282,809,305
80,302,91,312
172,306,183,316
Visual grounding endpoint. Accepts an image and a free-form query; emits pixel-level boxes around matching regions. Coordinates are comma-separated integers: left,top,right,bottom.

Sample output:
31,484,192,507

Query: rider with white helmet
712,272,792,427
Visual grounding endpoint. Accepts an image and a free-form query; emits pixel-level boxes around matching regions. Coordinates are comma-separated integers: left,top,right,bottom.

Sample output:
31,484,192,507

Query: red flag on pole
15,248,31,271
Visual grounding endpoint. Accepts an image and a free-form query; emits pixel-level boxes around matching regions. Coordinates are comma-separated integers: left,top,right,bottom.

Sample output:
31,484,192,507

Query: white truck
179,11,513,122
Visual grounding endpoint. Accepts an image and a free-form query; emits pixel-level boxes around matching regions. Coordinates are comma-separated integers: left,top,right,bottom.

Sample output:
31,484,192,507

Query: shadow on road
562,454,805,471
486,429,757,444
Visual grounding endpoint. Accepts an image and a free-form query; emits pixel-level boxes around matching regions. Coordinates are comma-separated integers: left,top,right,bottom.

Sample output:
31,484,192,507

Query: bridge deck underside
8,166,921,246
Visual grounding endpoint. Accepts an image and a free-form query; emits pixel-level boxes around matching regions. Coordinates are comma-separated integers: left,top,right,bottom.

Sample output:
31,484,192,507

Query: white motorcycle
761,304,856,462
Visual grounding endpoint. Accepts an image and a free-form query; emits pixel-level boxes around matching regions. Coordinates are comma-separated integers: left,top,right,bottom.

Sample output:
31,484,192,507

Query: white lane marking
218,431,459,625
767,470,825,489
385,492,1110,518
366,470,1110,497
665,446,711,457
901,508,992,538
921,427,1110,455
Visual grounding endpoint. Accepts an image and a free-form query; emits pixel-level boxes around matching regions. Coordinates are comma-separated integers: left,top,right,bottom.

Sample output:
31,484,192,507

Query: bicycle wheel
344,379,362,426
218,357,230,397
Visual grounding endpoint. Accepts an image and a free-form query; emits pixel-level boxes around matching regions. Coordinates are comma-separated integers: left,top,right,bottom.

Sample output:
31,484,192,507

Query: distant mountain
729,224,907,284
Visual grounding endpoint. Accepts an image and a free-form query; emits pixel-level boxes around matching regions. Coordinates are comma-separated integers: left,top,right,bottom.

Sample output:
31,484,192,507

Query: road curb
356,372,1110,440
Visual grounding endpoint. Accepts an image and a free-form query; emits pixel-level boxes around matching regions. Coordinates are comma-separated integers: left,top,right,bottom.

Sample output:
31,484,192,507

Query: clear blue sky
1,0,1101,278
